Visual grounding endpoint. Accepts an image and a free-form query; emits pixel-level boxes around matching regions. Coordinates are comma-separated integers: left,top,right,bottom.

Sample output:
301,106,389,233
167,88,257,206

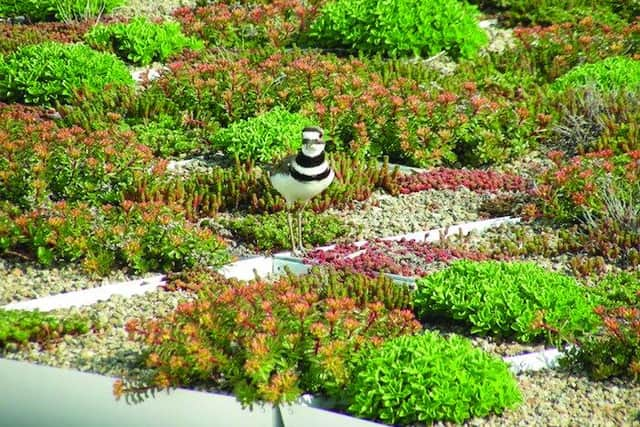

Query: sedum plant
308,0,488,59
209,107,316,163
85,17,204,66
0,106,156,209
117,269,421,405
563,305,640,381
0,308,90,348
551,56,640,94
0,201,230,275
166,266,414,311
220,210,350,252
345,332,522,425
413,260,601,343
0,42,133,106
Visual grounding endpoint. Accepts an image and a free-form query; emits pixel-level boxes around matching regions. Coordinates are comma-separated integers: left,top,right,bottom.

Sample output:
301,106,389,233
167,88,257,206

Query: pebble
0,258,145,306
330,187,489,242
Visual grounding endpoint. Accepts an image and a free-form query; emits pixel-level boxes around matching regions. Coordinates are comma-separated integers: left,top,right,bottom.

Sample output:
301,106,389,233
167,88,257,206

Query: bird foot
291,246,308,257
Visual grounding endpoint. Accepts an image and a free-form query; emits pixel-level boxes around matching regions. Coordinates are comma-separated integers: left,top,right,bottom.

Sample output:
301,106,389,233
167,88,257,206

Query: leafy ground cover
1,0,640,425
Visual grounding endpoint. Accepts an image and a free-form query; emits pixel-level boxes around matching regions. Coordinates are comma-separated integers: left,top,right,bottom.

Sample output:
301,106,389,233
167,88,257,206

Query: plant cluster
469,0,627,26
85,17,204,65
0,0,124,22
0,200,229,275
116,269,421,405
0,106,156,209
345,332,522,425
209,107,315,163
396,168,530,194
413,260,601,343
308,0,488,59
130,114,204,158
591,271,640,308
437,223,574,259
166,266,414,311
58,81,182,131
438,222,638,278
551,87,640,156
0,308,90,348
536,154,640,268
551,56,640,93
151,51,544,167
0,41,133,106
0,21,89,55
490,18,640,84
173,0,324,49
305,238,493,277
535,149,640,223
563,305,640,381
129,153,399,218
220,210,349,252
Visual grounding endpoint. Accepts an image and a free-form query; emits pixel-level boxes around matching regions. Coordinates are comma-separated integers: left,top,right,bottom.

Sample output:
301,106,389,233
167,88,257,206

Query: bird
269,126,334,255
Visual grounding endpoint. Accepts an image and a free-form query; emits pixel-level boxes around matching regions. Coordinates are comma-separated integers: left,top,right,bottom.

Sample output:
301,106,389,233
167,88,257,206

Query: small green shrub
345,332,522,425
413,260,600,343
0,42,133,106
85,17,204,66
551,56,640,93
221,211,350,252
0,0,124,22
591,271,640,308
0,309,90,348
308,0,488,59
131,114,204,158
210,107,315,163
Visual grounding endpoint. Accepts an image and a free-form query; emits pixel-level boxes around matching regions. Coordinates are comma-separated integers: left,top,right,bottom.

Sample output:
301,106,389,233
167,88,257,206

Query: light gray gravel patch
332,188,487,242
111,0,196,19
0,258,150,306
1,289,191,379
456,370,640,427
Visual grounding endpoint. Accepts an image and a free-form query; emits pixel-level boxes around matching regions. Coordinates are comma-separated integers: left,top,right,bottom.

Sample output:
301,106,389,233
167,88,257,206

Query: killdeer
270,126,334,254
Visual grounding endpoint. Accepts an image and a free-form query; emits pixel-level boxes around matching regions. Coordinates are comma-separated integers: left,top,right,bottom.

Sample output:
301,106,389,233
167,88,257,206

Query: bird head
301,126,326,156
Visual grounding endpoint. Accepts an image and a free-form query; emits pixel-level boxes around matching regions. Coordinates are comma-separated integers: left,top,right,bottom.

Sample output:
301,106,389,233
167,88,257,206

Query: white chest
270,169,335,206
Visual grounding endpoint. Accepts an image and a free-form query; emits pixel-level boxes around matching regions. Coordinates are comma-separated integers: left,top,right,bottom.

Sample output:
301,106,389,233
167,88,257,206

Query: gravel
1,290,191,378
110,0,196,19
0,258,146,306
332,187,487,242
454,371,640,426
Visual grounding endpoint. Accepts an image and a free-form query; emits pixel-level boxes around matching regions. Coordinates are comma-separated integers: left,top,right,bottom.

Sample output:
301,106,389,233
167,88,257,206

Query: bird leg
297,201,310,256
287,210,297,254
297,208,304,254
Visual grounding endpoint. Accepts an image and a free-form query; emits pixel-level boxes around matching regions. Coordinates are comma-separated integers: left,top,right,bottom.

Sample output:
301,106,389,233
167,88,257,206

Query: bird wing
269,153,296,177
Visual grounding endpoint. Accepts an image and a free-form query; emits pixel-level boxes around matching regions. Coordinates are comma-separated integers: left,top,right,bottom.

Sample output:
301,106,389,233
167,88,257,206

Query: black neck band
295,151,325,168
289,166,331,182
